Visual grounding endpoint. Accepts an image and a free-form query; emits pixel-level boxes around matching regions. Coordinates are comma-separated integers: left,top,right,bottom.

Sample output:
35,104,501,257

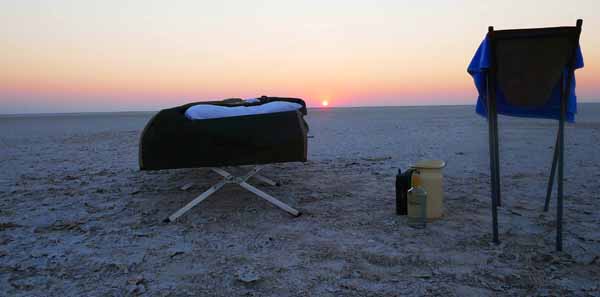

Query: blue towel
468,37,584,122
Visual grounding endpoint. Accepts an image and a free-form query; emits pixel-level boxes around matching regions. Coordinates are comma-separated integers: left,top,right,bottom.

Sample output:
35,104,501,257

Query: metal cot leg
254,174,280,186
165,166,300,222
165,180,227,222
239,182,300,216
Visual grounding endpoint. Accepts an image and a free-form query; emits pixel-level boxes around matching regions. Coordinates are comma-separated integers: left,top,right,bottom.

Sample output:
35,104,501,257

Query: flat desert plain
1,105,599,296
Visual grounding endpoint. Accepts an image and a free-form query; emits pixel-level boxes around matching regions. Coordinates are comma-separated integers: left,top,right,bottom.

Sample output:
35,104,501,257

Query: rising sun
321,100,329,107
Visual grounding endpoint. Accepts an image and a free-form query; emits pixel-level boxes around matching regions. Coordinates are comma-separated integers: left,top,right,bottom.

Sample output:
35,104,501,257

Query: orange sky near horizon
1,0,599,113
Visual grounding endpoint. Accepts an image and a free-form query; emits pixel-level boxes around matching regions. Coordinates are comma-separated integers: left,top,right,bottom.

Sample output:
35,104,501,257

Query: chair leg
557,121,565,251
492,114,501,208
491,133,500,244
544,133,560,212
485,70,500,244
488,118,500,244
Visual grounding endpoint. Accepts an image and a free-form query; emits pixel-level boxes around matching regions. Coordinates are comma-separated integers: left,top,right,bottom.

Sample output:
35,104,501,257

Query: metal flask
407,175,428,228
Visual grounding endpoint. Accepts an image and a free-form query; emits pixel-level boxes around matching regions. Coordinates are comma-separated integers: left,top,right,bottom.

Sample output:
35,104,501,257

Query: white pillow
185,101,302,120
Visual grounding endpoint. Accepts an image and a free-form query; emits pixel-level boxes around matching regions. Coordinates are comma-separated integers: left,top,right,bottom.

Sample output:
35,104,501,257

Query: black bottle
396,168,408,215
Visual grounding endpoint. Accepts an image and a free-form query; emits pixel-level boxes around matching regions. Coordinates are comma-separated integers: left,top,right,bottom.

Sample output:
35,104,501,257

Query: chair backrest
487,21,582,108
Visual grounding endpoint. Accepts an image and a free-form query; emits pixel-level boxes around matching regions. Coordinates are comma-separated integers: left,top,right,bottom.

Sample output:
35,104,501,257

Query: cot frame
164,166,301,222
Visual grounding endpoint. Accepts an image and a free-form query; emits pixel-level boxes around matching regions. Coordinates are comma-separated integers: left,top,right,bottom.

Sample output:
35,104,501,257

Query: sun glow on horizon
1,1,599,113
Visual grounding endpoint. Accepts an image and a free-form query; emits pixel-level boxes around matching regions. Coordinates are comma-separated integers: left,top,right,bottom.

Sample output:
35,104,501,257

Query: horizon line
2,101,600,117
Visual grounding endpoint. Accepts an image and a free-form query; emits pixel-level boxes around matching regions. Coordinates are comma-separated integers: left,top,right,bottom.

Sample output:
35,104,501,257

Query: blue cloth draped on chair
468,37,584,122
467,20,584,252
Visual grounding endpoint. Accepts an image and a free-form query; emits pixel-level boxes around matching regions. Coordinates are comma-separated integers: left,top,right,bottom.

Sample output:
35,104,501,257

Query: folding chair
468,20,584,251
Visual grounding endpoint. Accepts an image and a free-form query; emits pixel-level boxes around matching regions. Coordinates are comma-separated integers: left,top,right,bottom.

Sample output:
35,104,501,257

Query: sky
1,0,599,113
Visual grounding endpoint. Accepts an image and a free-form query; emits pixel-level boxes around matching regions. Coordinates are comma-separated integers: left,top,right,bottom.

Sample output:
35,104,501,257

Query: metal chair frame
484,20,583,251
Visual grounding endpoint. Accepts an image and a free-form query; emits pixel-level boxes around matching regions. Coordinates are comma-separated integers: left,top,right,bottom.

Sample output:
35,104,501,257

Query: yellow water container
411,160,446,219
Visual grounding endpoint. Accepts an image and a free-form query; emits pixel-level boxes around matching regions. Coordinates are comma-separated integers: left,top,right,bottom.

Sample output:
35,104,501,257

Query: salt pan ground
1,105,599,296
